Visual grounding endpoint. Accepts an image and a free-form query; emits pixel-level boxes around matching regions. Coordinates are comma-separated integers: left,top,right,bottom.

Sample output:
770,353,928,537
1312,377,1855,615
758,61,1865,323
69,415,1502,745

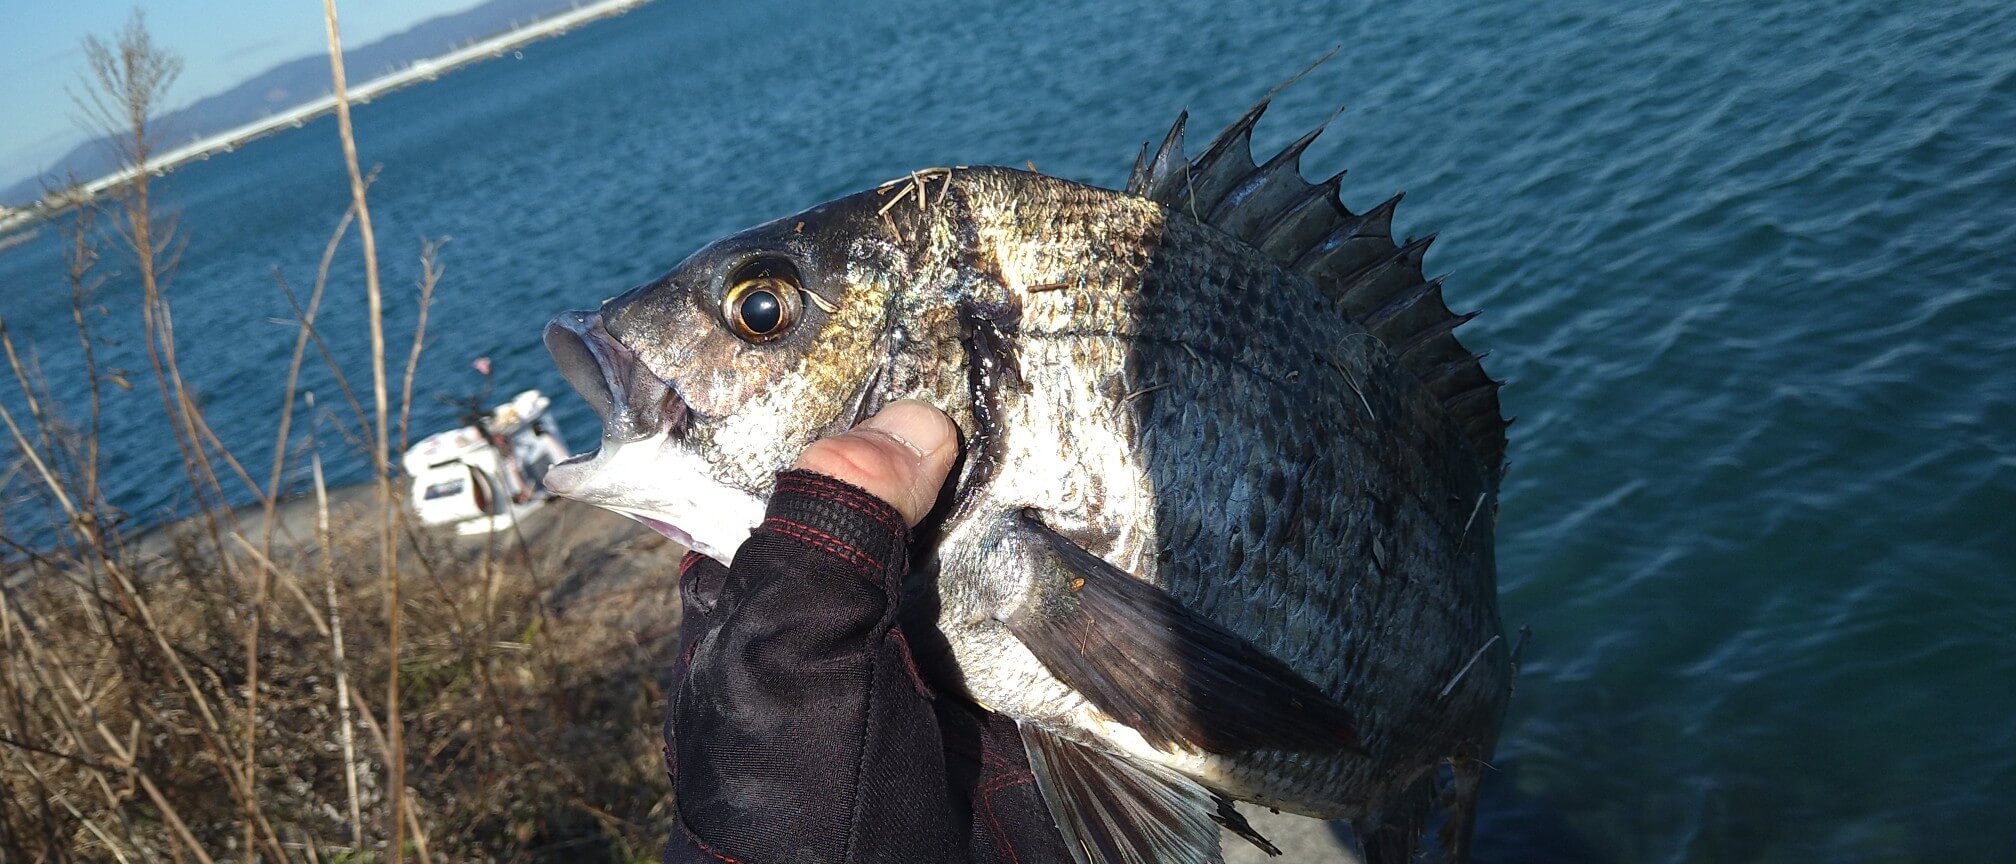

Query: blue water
3,0,2013,860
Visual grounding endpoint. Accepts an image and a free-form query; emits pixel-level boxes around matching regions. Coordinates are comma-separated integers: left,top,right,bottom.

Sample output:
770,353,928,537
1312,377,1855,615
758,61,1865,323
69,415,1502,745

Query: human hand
667,398,972,863
792,399,960,525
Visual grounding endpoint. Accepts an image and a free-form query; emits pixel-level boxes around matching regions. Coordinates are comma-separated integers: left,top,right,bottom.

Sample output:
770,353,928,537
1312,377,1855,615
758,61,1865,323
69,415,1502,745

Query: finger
793,400,959,526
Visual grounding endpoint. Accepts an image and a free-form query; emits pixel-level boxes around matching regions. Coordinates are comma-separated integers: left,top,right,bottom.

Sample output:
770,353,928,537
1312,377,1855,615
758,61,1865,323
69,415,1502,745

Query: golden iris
723,276,801,342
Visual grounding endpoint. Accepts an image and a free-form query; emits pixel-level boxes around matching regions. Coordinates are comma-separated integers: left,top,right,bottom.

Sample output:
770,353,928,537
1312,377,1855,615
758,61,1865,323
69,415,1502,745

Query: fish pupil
740,290,782,334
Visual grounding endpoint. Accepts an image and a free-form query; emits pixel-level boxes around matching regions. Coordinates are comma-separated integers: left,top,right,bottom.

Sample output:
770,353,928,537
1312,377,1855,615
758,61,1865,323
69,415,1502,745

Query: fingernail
861,399,953,458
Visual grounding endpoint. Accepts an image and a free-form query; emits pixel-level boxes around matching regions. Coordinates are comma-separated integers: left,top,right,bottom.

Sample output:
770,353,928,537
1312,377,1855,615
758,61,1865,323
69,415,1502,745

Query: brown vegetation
1,7,677,862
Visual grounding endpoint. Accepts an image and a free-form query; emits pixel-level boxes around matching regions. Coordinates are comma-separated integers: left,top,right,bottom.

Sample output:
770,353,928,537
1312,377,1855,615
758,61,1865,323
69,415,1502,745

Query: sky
0,0,490,183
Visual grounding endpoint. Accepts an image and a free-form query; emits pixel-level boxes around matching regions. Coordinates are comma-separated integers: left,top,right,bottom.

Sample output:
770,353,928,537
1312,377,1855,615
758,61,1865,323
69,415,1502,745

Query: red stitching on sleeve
978,776,1028,864
763,523,870,573
778,473,906,533
887,627,933,700
676,815,753,864
764,517,882,571
679,550,706,578
799,486,907,532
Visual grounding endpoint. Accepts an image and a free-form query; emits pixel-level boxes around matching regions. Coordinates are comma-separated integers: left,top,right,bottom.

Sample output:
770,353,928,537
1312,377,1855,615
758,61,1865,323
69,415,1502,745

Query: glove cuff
759,469,912,593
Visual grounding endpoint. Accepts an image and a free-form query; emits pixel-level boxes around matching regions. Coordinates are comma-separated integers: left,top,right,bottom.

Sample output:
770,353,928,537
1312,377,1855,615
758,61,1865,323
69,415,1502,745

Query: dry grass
1,5,677,861
0,499,677,863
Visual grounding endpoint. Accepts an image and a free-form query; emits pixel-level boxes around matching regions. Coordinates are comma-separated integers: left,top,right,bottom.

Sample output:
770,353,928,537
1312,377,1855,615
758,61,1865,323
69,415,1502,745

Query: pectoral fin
1000,510,1363,757
1020,723,1228,864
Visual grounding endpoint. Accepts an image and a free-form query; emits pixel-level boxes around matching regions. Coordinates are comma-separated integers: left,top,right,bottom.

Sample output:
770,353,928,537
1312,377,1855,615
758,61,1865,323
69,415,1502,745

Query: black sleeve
663,470,966,864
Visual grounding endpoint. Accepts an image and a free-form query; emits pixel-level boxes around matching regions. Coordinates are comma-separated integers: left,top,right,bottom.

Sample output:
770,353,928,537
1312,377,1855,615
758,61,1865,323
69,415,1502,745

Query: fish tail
1436,756,1490,863
1356,756,1492,864
1353,820,1417,864
1355,770,1434,864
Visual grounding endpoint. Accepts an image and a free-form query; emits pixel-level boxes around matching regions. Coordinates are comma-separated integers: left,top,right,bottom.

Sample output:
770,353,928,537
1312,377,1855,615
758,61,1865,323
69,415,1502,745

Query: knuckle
798,434,906,504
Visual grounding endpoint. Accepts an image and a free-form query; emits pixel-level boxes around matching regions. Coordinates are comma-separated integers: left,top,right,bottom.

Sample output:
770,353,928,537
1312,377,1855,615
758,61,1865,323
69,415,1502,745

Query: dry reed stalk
261,206,358,544
397,240,444,456
308,394,365,850
2,378,279,858
8,348,288,861
243,205,357,844
2,593,217,864
75,19,294,858
78,13,205,524
317,1,406,857
226,535,326,634
60,203,108,543
275,277,374,448
0,349,81,522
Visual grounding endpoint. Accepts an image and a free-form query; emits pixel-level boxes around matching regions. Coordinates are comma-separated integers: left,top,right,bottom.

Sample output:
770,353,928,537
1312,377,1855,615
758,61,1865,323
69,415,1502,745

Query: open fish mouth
541,310,763,562
542,310,688,450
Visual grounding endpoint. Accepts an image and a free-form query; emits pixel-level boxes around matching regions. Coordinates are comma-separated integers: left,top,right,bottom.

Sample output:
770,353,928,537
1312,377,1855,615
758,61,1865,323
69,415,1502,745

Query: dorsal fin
1127,93,1508,473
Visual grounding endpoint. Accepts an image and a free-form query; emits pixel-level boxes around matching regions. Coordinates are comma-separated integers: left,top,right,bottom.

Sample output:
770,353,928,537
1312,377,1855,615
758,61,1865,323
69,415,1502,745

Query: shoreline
1,478,663,591
0,0,653,238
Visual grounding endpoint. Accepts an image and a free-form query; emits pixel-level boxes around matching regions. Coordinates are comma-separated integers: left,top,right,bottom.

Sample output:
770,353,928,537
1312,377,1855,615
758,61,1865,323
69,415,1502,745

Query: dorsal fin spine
1127,142,1152,195
1206,123,1323,225
1421,350,1490,389
1255,170,1349,258
1335,234,1435,304
1135,111,1190,198
1364,274,1445,329
1125,93,1509,471
1392,309,1480,362
1289,192,1402,275
1171,99,1269,214
1444,379,1503,413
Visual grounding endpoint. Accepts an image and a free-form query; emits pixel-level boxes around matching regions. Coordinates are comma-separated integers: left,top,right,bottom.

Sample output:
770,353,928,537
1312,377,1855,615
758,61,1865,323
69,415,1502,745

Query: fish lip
543,310,691,446
628,512,695,549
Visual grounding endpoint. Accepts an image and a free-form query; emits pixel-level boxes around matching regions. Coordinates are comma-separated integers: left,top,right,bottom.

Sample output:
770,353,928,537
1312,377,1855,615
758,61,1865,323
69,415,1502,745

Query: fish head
542,190,950,563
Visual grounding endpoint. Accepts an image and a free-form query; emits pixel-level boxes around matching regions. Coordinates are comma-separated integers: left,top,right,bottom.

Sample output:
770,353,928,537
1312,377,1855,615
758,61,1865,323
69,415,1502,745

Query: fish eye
722,273,803,343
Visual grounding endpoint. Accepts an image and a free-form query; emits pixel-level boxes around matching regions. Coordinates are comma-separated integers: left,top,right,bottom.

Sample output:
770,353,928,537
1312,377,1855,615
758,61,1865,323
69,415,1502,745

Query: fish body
546,95,1511,863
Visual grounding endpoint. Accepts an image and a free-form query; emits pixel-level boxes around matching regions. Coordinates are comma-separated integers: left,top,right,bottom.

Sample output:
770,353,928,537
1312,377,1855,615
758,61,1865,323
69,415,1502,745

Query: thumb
793,400,959,526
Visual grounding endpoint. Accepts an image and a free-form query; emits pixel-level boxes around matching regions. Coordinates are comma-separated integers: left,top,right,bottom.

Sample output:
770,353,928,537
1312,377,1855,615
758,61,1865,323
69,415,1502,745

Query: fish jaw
543,432,764,564
542,309,764,563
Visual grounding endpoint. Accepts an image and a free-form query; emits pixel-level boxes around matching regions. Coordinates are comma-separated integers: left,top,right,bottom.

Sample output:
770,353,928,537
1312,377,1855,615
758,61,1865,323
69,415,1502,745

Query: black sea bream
543,84,1514,863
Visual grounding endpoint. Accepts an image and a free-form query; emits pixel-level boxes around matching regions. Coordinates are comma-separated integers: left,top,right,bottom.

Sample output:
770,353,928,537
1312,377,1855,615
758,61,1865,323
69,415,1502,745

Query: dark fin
1212,795,1281,856
1124,77,1508,472
1291,192,1402,284
1353,823,1414,864
1206,118,1332,241
1126,141,1152,196
1020,723,1227,864
1443,379,1505,416
1363,272,1447,335
1133,111,1190,199
1437,757,1489,863
1353,773,1435,864
1420,350,1492,403
1336,235,1435,320
1001,511,1363,756
1168,99,1268,218
1254,170,1348,261
1391,309,1480,365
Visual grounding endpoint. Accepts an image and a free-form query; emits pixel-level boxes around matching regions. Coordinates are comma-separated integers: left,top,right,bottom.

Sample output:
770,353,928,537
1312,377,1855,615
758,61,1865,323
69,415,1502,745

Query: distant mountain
3,0,589,206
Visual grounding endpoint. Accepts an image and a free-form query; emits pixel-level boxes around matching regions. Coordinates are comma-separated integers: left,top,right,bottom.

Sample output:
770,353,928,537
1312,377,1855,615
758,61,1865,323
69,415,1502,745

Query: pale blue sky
0,0,489,181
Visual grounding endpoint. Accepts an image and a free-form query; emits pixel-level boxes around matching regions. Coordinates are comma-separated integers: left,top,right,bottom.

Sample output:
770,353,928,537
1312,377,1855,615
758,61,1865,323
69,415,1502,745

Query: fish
542,79,1513,863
